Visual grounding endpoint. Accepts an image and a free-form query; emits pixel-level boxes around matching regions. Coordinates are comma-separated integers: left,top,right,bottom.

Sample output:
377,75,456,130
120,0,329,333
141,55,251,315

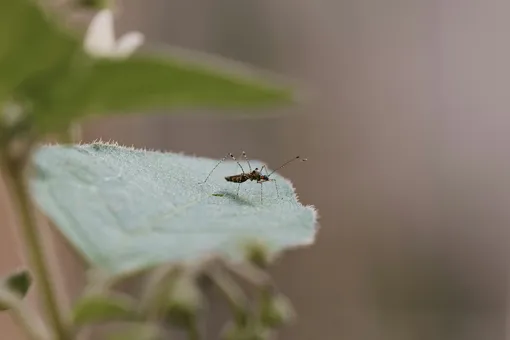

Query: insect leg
241,151,252,172
260,182,263,203
232,153,246,198
261,165,280,198
201,153,245,184
201,154,229,184
229,153,246,173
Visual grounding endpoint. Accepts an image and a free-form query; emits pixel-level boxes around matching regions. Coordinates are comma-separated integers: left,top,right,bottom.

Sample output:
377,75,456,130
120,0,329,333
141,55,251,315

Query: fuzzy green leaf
72,293,139,326
30,143,317,275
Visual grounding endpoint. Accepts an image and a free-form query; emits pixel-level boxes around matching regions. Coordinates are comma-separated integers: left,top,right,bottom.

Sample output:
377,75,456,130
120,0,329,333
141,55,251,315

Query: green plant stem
0,287,50,340
208,267,248,326
4,162,70,340
140,265,181,319
187,322,199,340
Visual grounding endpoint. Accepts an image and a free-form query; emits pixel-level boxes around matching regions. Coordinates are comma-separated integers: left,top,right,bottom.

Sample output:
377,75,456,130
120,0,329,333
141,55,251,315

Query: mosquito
200,151,307,202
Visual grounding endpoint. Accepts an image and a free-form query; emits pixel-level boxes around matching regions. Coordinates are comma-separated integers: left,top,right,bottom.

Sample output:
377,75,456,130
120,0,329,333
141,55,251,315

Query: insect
201,151,307,202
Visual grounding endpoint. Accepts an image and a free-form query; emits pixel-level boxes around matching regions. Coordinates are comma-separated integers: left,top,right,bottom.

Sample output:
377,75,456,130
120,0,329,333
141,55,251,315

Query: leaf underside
30,143,317,275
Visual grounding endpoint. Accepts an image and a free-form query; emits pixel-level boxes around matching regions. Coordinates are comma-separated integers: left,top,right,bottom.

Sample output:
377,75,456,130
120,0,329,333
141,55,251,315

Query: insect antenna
201,153,245,184
267,156,307,177
201,157,226,184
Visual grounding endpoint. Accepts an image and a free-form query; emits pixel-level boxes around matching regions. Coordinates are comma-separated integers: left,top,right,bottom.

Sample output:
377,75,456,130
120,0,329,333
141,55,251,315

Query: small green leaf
0,0,78,100
243,239,272,268
0,269,32,311
259,292,295,328
30,143,317,275
72,292,139,326
4,269,31,298
105,324,160,340
35,54,296,132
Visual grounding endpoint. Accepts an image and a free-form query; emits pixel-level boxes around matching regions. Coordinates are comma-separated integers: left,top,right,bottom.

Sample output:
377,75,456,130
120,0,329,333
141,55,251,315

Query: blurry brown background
2,0,510,339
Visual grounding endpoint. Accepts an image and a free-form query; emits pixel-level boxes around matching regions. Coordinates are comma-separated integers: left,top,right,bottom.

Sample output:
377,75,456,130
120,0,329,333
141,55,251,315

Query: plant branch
0,287,50,340
3,155,70,340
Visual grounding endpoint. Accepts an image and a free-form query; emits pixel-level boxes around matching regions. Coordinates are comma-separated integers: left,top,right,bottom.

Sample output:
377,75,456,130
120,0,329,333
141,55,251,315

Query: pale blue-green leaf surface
30,143,317,275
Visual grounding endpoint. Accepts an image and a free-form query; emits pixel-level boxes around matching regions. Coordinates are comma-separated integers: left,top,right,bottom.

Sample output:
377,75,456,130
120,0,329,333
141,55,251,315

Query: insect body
224,173,250,183
201,151,306,202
